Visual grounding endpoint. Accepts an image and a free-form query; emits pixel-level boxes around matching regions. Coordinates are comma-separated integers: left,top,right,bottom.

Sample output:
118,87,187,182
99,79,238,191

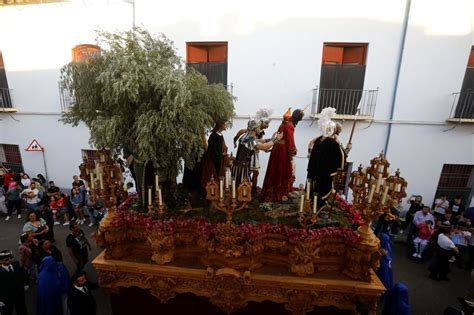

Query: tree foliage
60,28,234,179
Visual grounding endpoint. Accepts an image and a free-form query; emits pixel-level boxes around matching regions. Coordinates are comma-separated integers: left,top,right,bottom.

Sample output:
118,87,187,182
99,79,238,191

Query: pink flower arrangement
110,211,361,244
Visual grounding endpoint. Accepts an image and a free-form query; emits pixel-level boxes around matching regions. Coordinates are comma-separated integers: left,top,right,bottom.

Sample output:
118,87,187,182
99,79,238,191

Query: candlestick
155,175,159,191
300,195,304,213
368,184,375,203
313,195,317,213
89,173,94,189
99,173,104,190
375,174,382,193
381,186,389,203
232,180,236,199
219,179,224,199
148,187,152,206
306,180,311,200
158,188,163,206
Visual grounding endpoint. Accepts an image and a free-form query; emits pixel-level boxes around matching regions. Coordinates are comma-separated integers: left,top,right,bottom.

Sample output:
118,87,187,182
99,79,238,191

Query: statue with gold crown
261,107,304,202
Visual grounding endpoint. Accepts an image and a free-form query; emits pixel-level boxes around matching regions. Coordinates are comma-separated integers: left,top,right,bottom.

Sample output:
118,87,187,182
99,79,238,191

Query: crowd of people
0,168,101,315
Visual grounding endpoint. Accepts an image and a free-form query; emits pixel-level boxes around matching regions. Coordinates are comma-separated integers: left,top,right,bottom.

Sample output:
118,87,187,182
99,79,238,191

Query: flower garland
110,211,360,244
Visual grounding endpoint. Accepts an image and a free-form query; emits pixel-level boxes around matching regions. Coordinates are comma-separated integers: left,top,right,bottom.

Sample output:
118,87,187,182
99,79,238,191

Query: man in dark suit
68,271,96,315
0,249,28,315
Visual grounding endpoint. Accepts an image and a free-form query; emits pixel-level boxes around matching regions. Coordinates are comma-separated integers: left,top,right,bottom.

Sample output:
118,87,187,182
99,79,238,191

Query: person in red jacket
412,220,434,259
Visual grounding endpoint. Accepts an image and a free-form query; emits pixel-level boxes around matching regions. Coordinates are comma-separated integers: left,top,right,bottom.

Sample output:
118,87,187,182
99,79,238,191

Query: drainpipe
384,0,412,156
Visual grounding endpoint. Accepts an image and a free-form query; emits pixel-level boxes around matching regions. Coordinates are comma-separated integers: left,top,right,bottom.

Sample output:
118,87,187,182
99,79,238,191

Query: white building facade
0,0,473,206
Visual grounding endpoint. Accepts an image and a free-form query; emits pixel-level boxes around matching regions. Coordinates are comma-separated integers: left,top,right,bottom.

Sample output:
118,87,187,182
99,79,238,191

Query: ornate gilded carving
147,230,175,265
285,290,318,315
288,239,320,276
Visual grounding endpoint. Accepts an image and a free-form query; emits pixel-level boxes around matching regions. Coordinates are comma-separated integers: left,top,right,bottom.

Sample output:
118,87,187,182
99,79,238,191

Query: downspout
384,0,412,156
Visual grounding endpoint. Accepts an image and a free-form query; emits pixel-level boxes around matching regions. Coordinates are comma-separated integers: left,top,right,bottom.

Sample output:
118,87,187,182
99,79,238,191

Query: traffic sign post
25,139,49,181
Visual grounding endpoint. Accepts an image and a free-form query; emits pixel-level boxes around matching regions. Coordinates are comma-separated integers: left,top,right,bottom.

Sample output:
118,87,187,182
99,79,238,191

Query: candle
99,173,104,189
381,186,389,203
368,184,375,203
86,168,90,175
313,195,317,213
148,187,152,206
395,183,401,192
211,187,215,196
375,174,382,193
110,171,114,178
95,163,100,175
90,173,94,189
219,179,224,199
100,154,105,163
378,165,383,173
225,171,229,189
155,175,159,191
243,189,247,197
306,180,311,200
300,195,304,213
158,188,163,206
232,180,236,199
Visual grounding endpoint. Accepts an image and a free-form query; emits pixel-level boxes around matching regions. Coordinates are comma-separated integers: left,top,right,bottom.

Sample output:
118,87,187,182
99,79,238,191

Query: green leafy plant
59,28,234,200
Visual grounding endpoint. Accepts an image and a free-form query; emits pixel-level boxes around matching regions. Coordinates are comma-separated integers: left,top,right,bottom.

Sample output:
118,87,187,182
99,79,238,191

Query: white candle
395,183,401,192
148,188,152,206
110,171,114,178
313,195,317,213
225,171,229,189
219,179,224,199
306,180,311,200
99,173,104,189
300,195,304,213
375,174,382,193
232,180,236,199
381,186,389,203
90,173,94,189
211,187,215,196
95,163,100,175
158,188,163,206
155,175,159,191
368,184,375,203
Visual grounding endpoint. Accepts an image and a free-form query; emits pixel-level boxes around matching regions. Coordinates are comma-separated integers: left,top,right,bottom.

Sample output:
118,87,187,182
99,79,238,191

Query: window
0,144,24,173
454,47,474,119
186,42,228,86
82,149,98,163
318,43,368,115
0,51,13,109
435,164,474,206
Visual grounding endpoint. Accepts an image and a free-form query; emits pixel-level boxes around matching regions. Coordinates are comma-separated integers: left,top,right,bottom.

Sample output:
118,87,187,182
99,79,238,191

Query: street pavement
0,215,471,315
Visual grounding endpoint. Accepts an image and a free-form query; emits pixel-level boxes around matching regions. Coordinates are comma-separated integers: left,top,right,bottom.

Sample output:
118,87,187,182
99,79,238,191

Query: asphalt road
0,214,471,315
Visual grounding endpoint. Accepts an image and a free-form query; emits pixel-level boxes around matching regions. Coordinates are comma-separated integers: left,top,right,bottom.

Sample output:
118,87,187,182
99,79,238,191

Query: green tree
59,28,233,203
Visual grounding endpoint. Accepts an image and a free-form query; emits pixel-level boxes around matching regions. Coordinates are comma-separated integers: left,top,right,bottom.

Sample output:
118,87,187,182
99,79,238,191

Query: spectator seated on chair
412,220,434,259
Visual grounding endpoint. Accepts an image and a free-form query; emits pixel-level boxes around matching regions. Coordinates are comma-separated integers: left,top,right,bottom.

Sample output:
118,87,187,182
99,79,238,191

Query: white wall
0,0,473,203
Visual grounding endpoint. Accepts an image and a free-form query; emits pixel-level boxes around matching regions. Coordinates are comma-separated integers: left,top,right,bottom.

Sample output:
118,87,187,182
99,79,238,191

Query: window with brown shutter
186,42,228,86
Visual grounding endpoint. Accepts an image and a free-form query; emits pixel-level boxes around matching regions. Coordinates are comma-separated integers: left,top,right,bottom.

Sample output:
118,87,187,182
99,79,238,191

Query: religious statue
201,119,230,191
307,108,347,209
233,108,273,191
231,119,281,187
261,108,304,202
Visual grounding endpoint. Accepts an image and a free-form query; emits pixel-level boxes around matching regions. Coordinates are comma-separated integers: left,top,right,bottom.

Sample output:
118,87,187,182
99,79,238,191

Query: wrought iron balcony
0,87,15,111
59,83,75,111
310,87,378,119
448,91,474,123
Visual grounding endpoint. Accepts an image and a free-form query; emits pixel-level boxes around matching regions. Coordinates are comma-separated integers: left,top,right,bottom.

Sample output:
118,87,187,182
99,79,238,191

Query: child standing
49,196,60,225
56,193,70,226
71,188,84,225
413,220,434,258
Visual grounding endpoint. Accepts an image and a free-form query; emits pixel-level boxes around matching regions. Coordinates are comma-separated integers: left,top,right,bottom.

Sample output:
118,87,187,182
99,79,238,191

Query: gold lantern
385,169,407,201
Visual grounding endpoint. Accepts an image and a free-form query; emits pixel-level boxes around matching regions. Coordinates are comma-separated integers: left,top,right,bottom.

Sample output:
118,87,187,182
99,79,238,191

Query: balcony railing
311,87,378,119
0,87,14,109
448,91,474,122
59,83,75,111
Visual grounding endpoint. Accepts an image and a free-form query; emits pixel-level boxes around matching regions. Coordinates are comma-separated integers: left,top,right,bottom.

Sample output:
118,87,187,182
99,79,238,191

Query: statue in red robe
261,109,304,202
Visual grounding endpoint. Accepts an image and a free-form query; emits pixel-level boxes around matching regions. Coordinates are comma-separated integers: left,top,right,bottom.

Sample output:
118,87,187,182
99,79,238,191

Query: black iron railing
311,87,378,117
0,87,13,109
449,91,474,120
